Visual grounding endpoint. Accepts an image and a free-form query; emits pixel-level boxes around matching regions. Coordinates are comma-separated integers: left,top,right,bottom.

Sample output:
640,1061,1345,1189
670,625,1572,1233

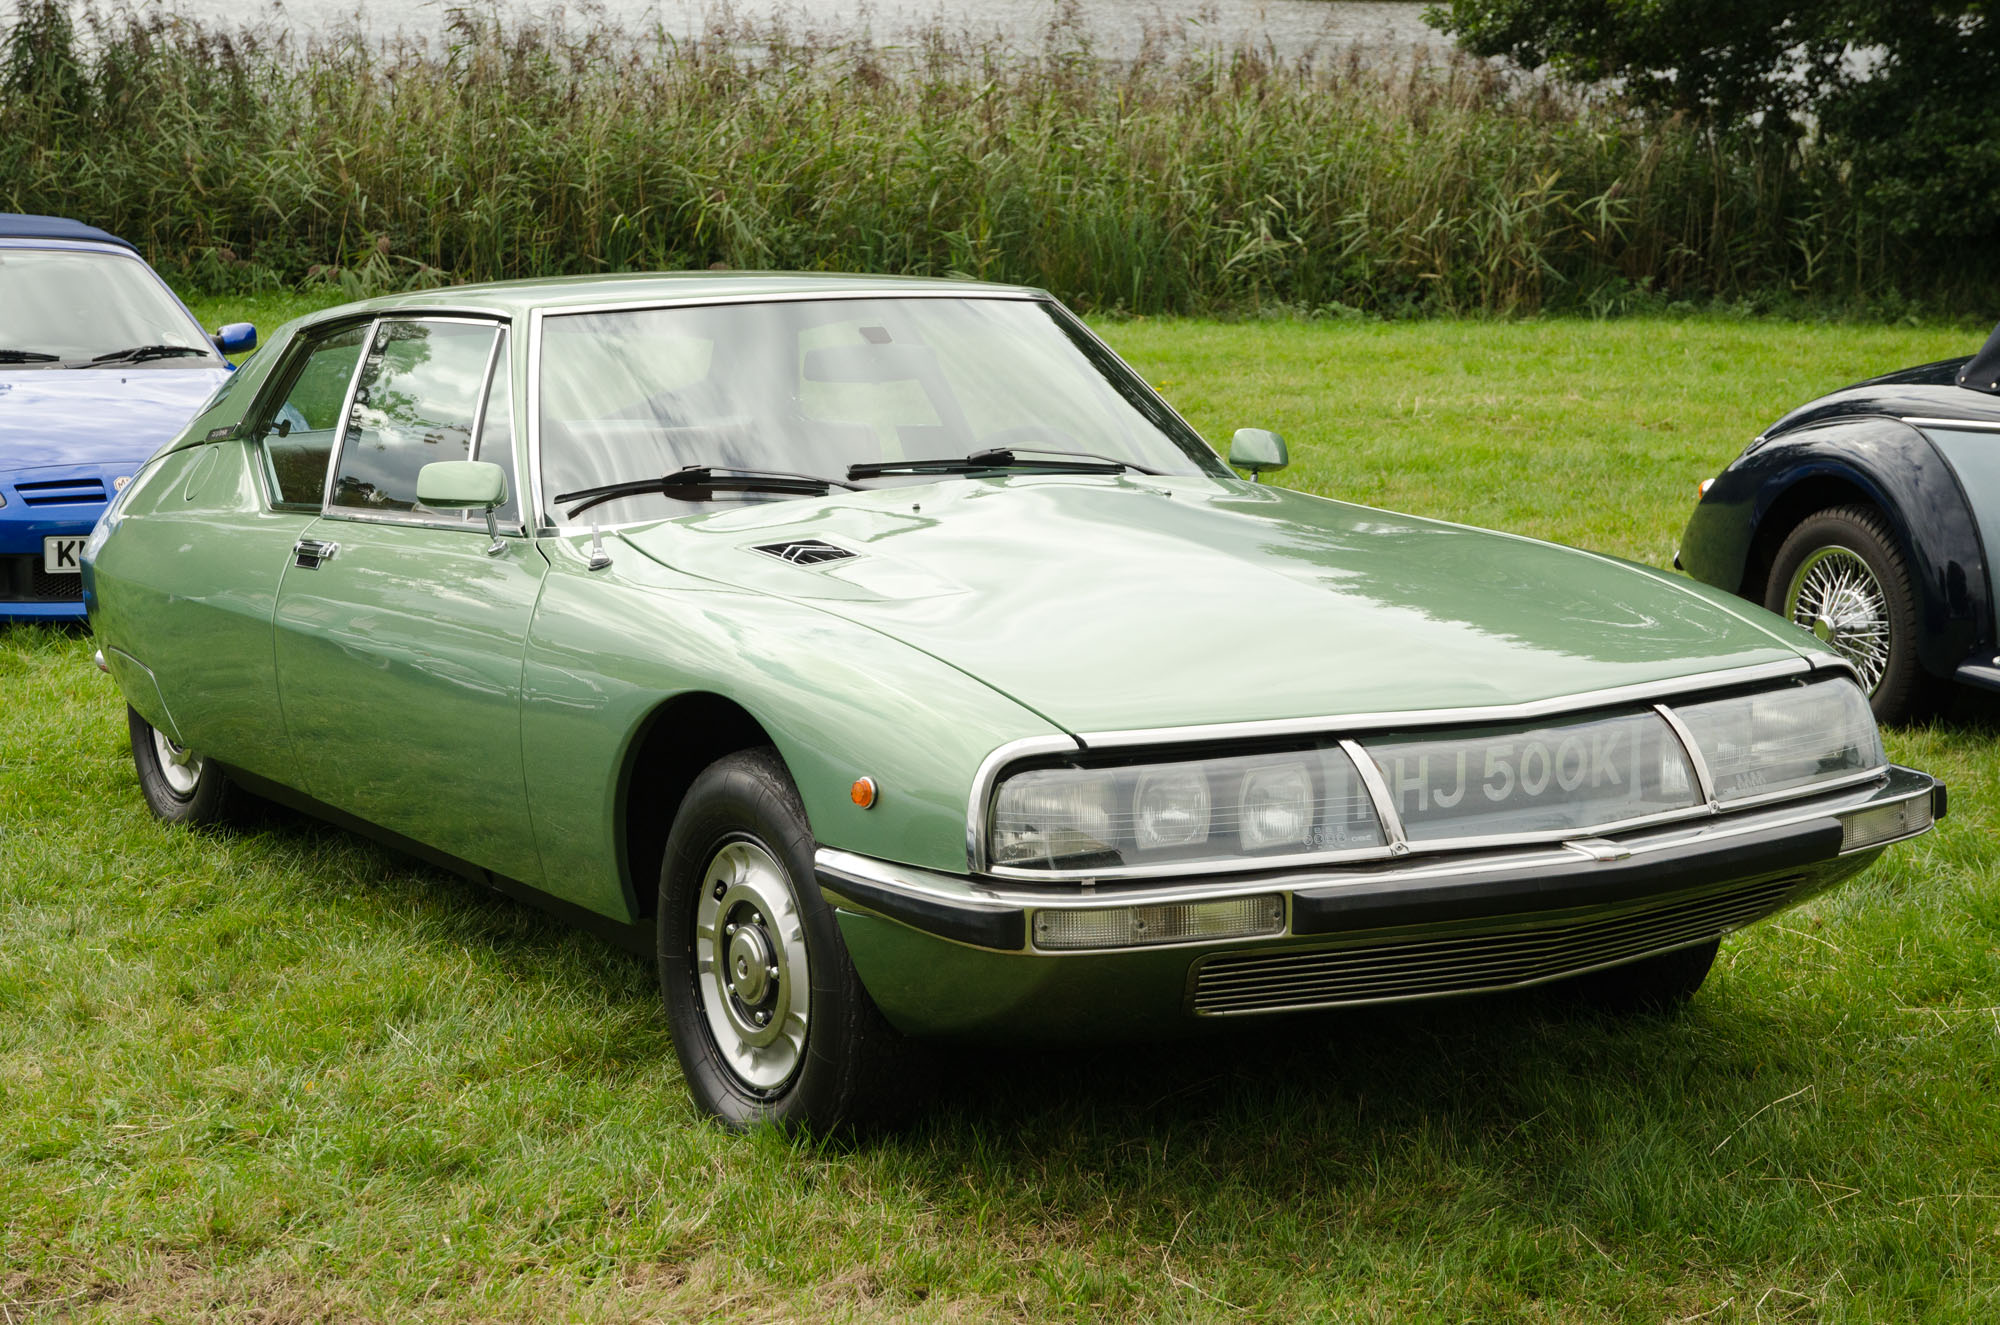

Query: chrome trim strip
963,732,1086,872
1340,738,1407,852
1071,657,1813,749
530,287,1044,322
1715,766,1888,814
1902,416,2000,433
318,316,382,513
1653,702,1717,806
819,768,1936,944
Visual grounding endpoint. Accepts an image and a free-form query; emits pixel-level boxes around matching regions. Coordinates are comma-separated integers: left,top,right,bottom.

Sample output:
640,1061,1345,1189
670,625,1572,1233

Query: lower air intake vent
14,477,106,506
1192,872,1811,1016
753,539,856,565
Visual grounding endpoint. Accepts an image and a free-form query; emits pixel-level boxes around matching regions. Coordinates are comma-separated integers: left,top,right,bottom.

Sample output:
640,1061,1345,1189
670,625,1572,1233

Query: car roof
311,270,1050,321
0,213,138,252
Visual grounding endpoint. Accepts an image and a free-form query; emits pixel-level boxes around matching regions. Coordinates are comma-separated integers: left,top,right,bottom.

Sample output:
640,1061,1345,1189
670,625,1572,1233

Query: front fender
519,536,1068,922
1681,417,1987,678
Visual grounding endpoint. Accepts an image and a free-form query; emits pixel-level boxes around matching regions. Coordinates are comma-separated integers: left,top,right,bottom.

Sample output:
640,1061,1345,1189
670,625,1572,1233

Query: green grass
7,313,2000,1321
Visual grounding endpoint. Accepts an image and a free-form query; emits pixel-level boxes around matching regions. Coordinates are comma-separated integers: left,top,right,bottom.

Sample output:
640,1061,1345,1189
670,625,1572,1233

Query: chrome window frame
968,656,1879,880
524,289,1224,534
317,313,528,537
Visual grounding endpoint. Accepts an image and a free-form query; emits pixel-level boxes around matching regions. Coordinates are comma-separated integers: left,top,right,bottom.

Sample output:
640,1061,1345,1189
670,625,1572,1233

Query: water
19,0,1447,60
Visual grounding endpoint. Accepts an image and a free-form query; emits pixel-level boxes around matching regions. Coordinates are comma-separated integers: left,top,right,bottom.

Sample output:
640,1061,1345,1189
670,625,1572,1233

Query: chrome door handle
293,537,340,569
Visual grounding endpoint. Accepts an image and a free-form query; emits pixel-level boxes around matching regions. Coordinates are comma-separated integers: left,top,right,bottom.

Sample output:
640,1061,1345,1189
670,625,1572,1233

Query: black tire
1566,938,1719,1015
127,705,239,825
658,747,922,1131
1763,504,1924,724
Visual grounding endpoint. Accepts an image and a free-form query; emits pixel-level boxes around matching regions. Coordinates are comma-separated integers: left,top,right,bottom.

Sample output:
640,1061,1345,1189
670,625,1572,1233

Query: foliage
1425,0,2000,246
0,2,1992,315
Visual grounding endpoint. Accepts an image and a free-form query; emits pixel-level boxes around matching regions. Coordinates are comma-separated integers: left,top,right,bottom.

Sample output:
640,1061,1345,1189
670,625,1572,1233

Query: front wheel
657,747,921,1131
1763,504,1924,723
127,706,240,825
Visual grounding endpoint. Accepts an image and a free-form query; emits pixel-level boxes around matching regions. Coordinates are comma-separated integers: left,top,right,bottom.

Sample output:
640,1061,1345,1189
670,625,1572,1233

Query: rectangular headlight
1670,678,1885,805
989,747,1384,871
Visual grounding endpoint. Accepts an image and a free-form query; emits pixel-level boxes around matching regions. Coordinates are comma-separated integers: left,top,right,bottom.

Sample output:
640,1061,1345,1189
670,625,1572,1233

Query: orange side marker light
851,776,878,809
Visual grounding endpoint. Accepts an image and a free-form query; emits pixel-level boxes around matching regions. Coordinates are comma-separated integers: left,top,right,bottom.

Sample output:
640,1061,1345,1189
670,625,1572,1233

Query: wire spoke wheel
1785,546,1892,692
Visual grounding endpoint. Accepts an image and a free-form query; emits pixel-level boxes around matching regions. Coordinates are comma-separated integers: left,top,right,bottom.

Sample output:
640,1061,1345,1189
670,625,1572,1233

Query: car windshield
537,295,1226,525
0,246,214,366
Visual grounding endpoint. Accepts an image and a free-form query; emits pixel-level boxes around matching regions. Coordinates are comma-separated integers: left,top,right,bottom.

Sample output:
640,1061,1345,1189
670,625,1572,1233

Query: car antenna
587,518,612,572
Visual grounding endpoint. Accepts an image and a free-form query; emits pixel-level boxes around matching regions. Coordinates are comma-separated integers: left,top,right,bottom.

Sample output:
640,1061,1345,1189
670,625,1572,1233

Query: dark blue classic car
0,214,254,620
1680,320,2000,722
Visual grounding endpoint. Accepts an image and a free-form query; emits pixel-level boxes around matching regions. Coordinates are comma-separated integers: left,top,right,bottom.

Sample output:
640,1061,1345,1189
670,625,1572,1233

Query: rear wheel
1763,505,1924,723
1567,938,1719,1014
658,747,922,1131
127,705,239,825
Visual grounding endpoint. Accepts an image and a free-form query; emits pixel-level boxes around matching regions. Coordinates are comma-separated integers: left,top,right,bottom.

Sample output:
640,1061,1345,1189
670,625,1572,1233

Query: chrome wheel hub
152,727,204,797
1786,547,1890,693
693,839,809,1092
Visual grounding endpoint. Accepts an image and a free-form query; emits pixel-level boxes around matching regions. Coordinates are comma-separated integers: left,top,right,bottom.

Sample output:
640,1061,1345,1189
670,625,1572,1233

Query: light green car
84,274,1944,1129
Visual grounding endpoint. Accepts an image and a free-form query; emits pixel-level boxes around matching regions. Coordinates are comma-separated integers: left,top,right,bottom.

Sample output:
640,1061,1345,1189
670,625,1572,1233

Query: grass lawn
5,304,1998,1321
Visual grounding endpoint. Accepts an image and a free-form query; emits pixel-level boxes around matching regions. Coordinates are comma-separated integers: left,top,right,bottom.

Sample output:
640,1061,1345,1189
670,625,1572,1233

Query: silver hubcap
151,727,204,797
1785,546,1891,693
693,839,810,1092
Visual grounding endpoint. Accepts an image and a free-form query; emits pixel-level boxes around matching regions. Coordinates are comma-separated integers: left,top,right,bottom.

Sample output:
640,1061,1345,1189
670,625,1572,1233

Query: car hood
619,475,1813,734
0,368,229,471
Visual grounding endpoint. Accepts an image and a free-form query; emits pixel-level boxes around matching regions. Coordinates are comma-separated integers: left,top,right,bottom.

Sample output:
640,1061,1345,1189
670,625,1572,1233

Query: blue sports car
1,214,255,620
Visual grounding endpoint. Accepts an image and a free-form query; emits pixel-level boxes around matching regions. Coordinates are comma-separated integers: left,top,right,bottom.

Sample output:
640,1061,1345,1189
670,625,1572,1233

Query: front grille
0,555,82,603
753,539,855,565
13,477,106,505
1192,872,1808,1015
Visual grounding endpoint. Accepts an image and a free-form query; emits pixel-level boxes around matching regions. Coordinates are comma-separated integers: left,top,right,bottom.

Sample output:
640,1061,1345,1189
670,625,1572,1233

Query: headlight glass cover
1361,708,1700,843
990,746,1384,870
1671,678,1884,803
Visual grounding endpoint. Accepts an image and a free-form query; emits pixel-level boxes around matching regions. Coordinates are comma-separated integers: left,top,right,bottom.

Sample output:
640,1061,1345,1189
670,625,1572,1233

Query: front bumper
819,765,1943,1039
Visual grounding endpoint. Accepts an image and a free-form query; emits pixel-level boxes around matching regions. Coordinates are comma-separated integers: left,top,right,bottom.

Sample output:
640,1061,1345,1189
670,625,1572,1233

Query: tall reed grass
0,1,1978,315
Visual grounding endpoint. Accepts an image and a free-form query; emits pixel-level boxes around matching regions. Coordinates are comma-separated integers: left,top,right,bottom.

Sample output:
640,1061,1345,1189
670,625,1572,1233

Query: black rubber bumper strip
818,866,1028,951
1290,818,1845,937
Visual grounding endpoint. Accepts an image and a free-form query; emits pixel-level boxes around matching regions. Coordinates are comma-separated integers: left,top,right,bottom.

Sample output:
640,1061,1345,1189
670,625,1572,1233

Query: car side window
253,323,368,509
330,318,502,516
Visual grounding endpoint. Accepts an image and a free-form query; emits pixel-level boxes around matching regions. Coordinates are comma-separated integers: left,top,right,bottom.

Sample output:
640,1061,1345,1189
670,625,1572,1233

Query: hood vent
753,539,856,566
13,477,107,506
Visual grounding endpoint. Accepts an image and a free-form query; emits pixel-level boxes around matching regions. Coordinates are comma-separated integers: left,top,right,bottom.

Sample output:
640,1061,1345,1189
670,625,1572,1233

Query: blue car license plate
43,536,85,574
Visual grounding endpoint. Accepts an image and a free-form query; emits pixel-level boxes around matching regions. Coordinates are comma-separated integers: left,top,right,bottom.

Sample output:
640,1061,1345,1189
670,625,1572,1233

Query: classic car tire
658,747,920,1131
1567,938,1719,1014
1762,505,1923,723
126,705,240,825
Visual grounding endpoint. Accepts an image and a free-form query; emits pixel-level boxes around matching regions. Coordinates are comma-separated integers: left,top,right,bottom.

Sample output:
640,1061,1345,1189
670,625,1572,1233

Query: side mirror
211,323,257,356
418,460,510,554
1228,428,1289,481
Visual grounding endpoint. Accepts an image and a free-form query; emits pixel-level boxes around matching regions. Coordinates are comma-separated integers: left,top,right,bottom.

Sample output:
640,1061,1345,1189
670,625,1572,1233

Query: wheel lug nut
725,923,738,936
712,883,725,899
754,1010,769,1025
767,965,779,980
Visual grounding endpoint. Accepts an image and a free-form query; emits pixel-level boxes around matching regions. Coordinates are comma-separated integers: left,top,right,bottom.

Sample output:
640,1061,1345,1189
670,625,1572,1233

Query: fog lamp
1031,894,1286,951
1840,797,1932,852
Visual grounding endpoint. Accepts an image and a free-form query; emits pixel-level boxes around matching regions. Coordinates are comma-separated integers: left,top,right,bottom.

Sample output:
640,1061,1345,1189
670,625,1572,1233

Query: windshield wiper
0,349,61,363
84,344,211,366
555,464,861,520
846,446,1161,480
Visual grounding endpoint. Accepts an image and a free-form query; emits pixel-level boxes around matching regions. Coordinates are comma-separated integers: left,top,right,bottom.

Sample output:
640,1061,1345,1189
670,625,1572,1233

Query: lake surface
15,0,1447,59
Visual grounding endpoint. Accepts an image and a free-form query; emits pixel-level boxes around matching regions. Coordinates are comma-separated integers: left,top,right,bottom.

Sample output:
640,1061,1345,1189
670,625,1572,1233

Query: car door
108,319,367,783
272,315,550,887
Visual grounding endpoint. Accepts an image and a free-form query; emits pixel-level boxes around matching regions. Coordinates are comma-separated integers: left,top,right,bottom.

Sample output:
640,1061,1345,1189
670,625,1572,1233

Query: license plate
43,536,85,573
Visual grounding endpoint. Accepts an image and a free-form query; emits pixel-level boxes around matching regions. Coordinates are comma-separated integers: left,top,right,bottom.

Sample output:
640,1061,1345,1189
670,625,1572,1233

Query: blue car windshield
537,296,1228,525
0,247,214,365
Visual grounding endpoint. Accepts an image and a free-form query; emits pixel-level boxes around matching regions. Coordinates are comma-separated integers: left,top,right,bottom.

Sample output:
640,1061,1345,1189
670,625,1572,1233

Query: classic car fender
518,534,1072,924
1680,416,1989,679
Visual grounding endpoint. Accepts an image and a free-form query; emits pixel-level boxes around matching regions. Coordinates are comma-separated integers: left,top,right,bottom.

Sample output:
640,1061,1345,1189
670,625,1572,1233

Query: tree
1424,0,2000,245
